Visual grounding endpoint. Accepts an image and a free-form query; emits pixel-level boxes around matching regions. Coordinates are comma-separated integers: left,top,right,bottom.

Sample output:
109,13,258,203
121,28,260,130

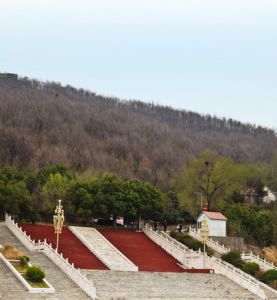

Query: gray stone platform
81,269,259,300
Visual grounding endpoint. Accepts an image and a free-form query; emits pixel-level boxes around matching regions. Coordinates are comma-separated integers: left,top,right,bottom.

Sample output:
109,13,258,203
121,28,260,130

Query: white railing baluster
142,221,272,300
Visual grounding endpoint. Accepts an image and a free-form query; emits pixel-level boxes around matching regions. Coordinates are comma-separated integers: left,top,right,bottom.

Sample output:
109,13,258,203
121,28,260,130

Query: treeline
1,76,277,191
0,164,165,226
170,150,277,246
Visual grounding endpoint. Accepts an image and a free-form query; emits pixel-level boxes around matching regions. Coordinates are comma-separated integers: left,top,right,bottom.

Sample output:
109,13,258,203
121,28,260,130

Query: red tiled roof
204,212,227,220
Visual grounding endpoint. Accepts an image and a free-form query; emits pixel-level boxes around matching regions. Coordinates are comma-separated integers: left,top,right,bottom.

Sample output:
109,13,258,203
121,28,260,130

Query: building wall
197,214,226,237
263,187,277,203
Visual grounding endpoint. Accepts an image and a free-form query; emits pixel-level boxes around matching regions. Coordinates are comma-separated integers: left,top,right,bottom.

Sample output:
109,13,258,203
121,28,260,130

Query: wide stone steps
0,223,92,300
70,226,137,271
81,269,258,299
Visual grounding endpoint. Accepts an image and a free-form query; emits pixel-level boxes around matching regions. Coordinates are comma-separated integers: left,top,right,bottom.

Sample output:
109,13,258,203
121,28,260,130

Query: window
198,221,202,229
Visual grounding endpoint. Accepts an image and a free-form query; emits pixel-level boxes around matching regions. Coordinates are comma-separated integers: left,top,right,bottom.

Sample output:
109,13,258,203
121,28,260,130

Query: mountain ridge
0,76,276,191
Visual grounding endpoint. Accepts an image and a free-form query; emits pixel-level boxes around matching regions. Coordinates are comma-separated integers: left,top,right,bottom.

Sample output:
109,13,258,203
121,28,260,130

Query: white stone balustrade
5,214,97,299
190,226,277,273
189,227,230,254
143,223,271,300
241,252,277,272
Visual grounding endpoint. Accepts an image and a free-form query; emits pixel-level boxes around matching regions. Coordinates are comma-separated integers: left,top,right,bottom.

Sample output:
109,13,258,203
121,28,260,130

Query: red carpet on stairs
18,224,108,270
98,229,185,273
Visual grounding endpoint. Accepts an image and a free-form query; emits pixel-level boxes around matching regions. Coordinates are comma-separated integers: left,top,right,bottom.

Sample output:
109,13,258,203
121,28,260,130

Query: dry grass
0,244,24,259
269,280,277,290
262,246,277,267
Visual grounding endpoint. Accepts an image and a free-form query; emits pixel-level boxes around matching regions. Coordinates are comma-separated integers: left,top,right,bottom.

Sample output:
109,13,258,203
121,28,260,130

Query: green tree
14,181,33,221
127,180,165,222
40,173,70,214
265,152,277,192
172,150,240,215
37,163,70,185
225,191,244,204
227,204,275,247
248,210,274,247
70,180,106,225
76,188,94,226
24,173,38,194
254,180,267,205
239,164,266,204
0,179,35,221
97,175,126,228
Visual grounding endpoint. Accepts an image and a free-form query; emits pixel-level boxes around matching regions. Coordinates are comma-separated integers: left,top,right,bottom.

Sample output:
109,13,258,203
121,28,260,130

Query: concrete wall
210,236,244,252
210,236,263,254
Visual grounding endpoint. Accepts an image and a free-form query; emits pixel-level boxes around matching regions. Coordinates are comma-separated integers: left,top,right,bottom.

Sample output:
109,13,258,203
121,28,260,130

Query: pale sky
1,0,277,128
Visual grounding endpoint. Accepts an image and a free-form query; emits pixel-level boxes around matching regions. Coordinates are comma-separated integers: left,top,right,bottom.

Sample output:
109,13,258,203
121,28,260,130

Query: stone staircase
0,223,92,300
81,269,258,299
70,227,137,271
3,221,277,299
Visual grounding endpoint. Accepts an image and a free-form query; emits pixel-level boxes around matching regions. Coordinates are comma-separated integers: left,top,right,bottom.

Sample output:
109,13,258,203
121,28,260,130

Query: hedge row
222,251,277,287
170,232,214,256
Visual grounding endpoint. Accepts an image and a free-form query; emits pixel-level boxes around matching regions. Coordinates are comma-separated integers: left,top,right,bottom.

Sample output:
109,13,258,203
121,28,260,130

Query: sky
1,0,277,128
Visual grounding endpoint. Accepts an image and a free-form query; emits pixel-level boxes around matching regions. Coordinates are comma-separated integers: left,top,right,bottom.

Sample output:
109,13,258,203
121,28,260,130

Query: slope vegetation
1,77,276,190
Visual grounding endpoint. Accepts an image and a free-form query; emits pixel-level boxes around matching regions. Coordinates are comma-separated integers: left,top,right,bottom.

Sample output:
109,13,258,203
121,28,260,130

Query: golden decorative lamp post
200,215,209,269
53,200,64,252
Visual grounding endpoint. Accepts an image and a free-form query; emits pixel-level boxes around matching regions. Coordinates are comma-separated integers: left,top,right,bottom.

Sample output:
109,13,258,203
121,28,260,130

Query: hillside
0,76,277,191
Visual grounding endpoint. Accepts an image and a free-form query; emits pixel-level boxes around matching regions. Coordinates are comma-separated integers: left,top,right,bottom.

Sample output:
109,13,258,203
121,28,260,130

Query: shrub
179,235,192,244
169,231,183,240
19,256,28,268
24,256,30,262
26,266,45,282
181,234,193,241
190,241,203,251
232,258,246,270
262,269,277,284
224,251,241,265
243,262,260,275
169,231,178,239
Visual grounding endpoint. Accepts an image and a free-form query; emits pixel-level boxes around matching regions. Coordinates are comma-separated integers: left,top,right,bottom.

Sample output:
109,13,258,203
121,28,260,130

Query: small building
196,211,227,237
263,187,277,203
241,186,276,204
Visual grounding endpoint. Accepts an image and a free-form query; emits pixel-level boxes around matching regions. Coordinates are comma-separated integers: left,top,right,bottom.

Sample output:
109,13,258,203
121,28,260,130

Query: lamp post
200,215,209,269
53,200,64,252
194,192,203,210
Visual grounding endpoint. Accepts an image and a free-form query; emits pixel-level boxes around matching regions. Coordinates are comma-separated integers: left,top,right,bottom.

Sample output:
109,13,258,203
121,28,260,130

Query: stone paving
81,269,259,300
0,222,92,300
70,227,136,270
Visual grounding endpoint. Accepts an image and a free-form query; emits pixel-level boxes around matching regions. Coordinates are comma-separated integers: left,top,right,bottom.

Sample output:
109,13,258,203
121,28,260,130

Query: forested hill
0,76,277,191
